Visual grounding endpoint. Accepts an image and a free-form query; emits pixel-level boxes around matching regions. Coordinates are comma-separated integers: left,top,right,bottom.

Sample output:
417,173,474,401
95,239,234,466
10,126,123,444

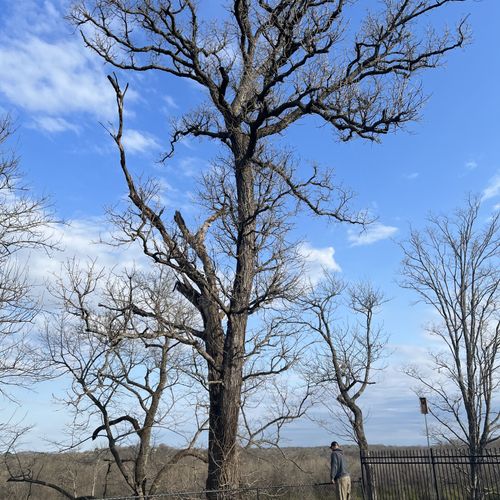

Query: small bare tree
302,279,387,449
69,1,468,495
6,262,207,500
401,197,500,499
297,277,387,499
0,115,53,393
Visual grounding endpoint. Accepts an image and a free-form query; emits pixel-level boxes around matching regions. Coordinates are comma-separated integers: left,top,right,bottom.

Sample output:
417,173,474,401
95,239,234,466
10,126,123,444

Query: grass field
1,445,363,499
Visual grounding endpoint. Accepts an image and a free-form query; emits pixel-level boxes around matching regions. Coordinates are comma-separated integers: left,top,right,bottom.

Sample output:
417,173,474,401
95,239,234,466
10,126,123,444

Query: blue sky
0,0,499,449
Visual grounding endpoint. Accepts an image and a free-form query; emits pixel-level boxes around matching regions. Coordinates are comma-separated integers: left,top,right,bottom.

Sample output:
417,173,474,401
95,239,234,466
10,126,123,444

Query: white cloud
0,0,66,38
5,213,149,319
482,173,500,201
122,129,161,154
348,222,398,246
0,1,140,125
26,218,147,286
30,116,80,134
465,160,478,170
298,242,341,283
0,37,116,119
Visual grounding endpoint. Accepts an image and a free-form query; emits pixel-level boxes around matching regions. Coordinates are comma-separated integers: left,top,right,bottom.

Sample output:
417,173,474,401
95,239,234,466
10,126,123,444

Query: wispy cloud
348,223,398,246
482,173,500,201
175,156,209,177
163,95,179,109
0,0,66,38
465,160,478,170
30,116,80,134
122,129,161,154
24,217,148,287
404,172,419,180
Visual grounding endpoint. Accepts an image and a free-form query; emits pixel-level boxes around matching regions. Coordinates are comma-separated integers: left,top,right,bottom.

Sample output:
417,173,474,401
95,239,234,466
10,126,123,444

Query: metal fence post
430,448,441,500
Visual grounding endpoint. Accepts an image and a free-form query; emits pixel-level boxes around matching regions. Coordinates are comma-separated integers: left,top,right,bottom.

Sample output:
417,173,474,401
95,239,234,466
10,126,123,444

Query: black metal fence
360,448,500,500
91,449,500,499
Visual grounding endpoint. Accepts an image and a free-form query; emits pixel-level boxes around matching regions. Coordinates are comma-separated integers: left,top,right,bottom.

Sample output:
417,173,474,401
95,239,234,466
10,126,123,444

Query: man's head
330,441,339,450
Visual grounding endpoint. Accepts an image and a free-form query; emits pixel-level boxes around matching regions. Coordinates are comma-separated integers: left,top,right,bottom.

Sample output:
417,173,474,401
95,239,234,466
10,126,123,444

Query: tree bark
348,399,377,500
206,154,256,498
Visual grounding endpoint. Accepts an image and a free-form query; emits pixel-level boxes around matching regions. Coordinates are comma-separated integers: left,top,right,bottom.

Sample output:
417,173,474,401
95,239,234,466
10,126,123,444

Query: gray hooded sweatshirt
331,448,349,481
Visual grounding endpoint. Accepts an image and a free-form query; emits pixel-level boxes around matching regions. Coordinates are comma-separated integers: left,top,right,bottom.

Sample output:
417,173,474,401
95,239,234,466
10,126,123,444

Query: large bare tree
70,1,468,495
401,197,500,499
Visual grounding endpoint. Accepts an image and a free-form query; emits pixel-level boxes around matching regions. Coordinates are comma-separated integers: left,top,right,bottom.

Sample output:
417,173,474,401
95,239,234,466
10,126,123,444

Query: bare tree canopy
401,196,500,499
4,262,207,500
0,115,53,393
299,277,387,448
69,1,469,496
71,0,467,144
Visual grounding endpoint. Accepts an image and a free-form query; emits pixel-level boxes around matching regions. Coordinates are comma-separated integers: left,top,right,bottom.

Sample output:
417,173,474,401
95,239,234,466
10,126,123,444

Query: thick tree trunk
205,317,246,498
205,278,250,499
206,349,244,499
205,304,228,497
206,155,255,499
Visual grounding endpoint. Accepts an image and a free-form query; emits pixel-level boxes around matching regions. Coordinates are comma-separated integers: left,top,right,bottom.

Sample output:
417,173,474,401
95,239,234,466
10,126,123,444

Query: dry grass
0,445,364,499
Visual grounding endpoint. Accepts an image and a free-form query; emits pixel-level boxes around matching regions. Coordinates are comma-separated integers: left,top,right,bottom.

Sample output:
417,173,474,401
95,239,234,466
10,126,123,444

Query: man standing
330,441,351,500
